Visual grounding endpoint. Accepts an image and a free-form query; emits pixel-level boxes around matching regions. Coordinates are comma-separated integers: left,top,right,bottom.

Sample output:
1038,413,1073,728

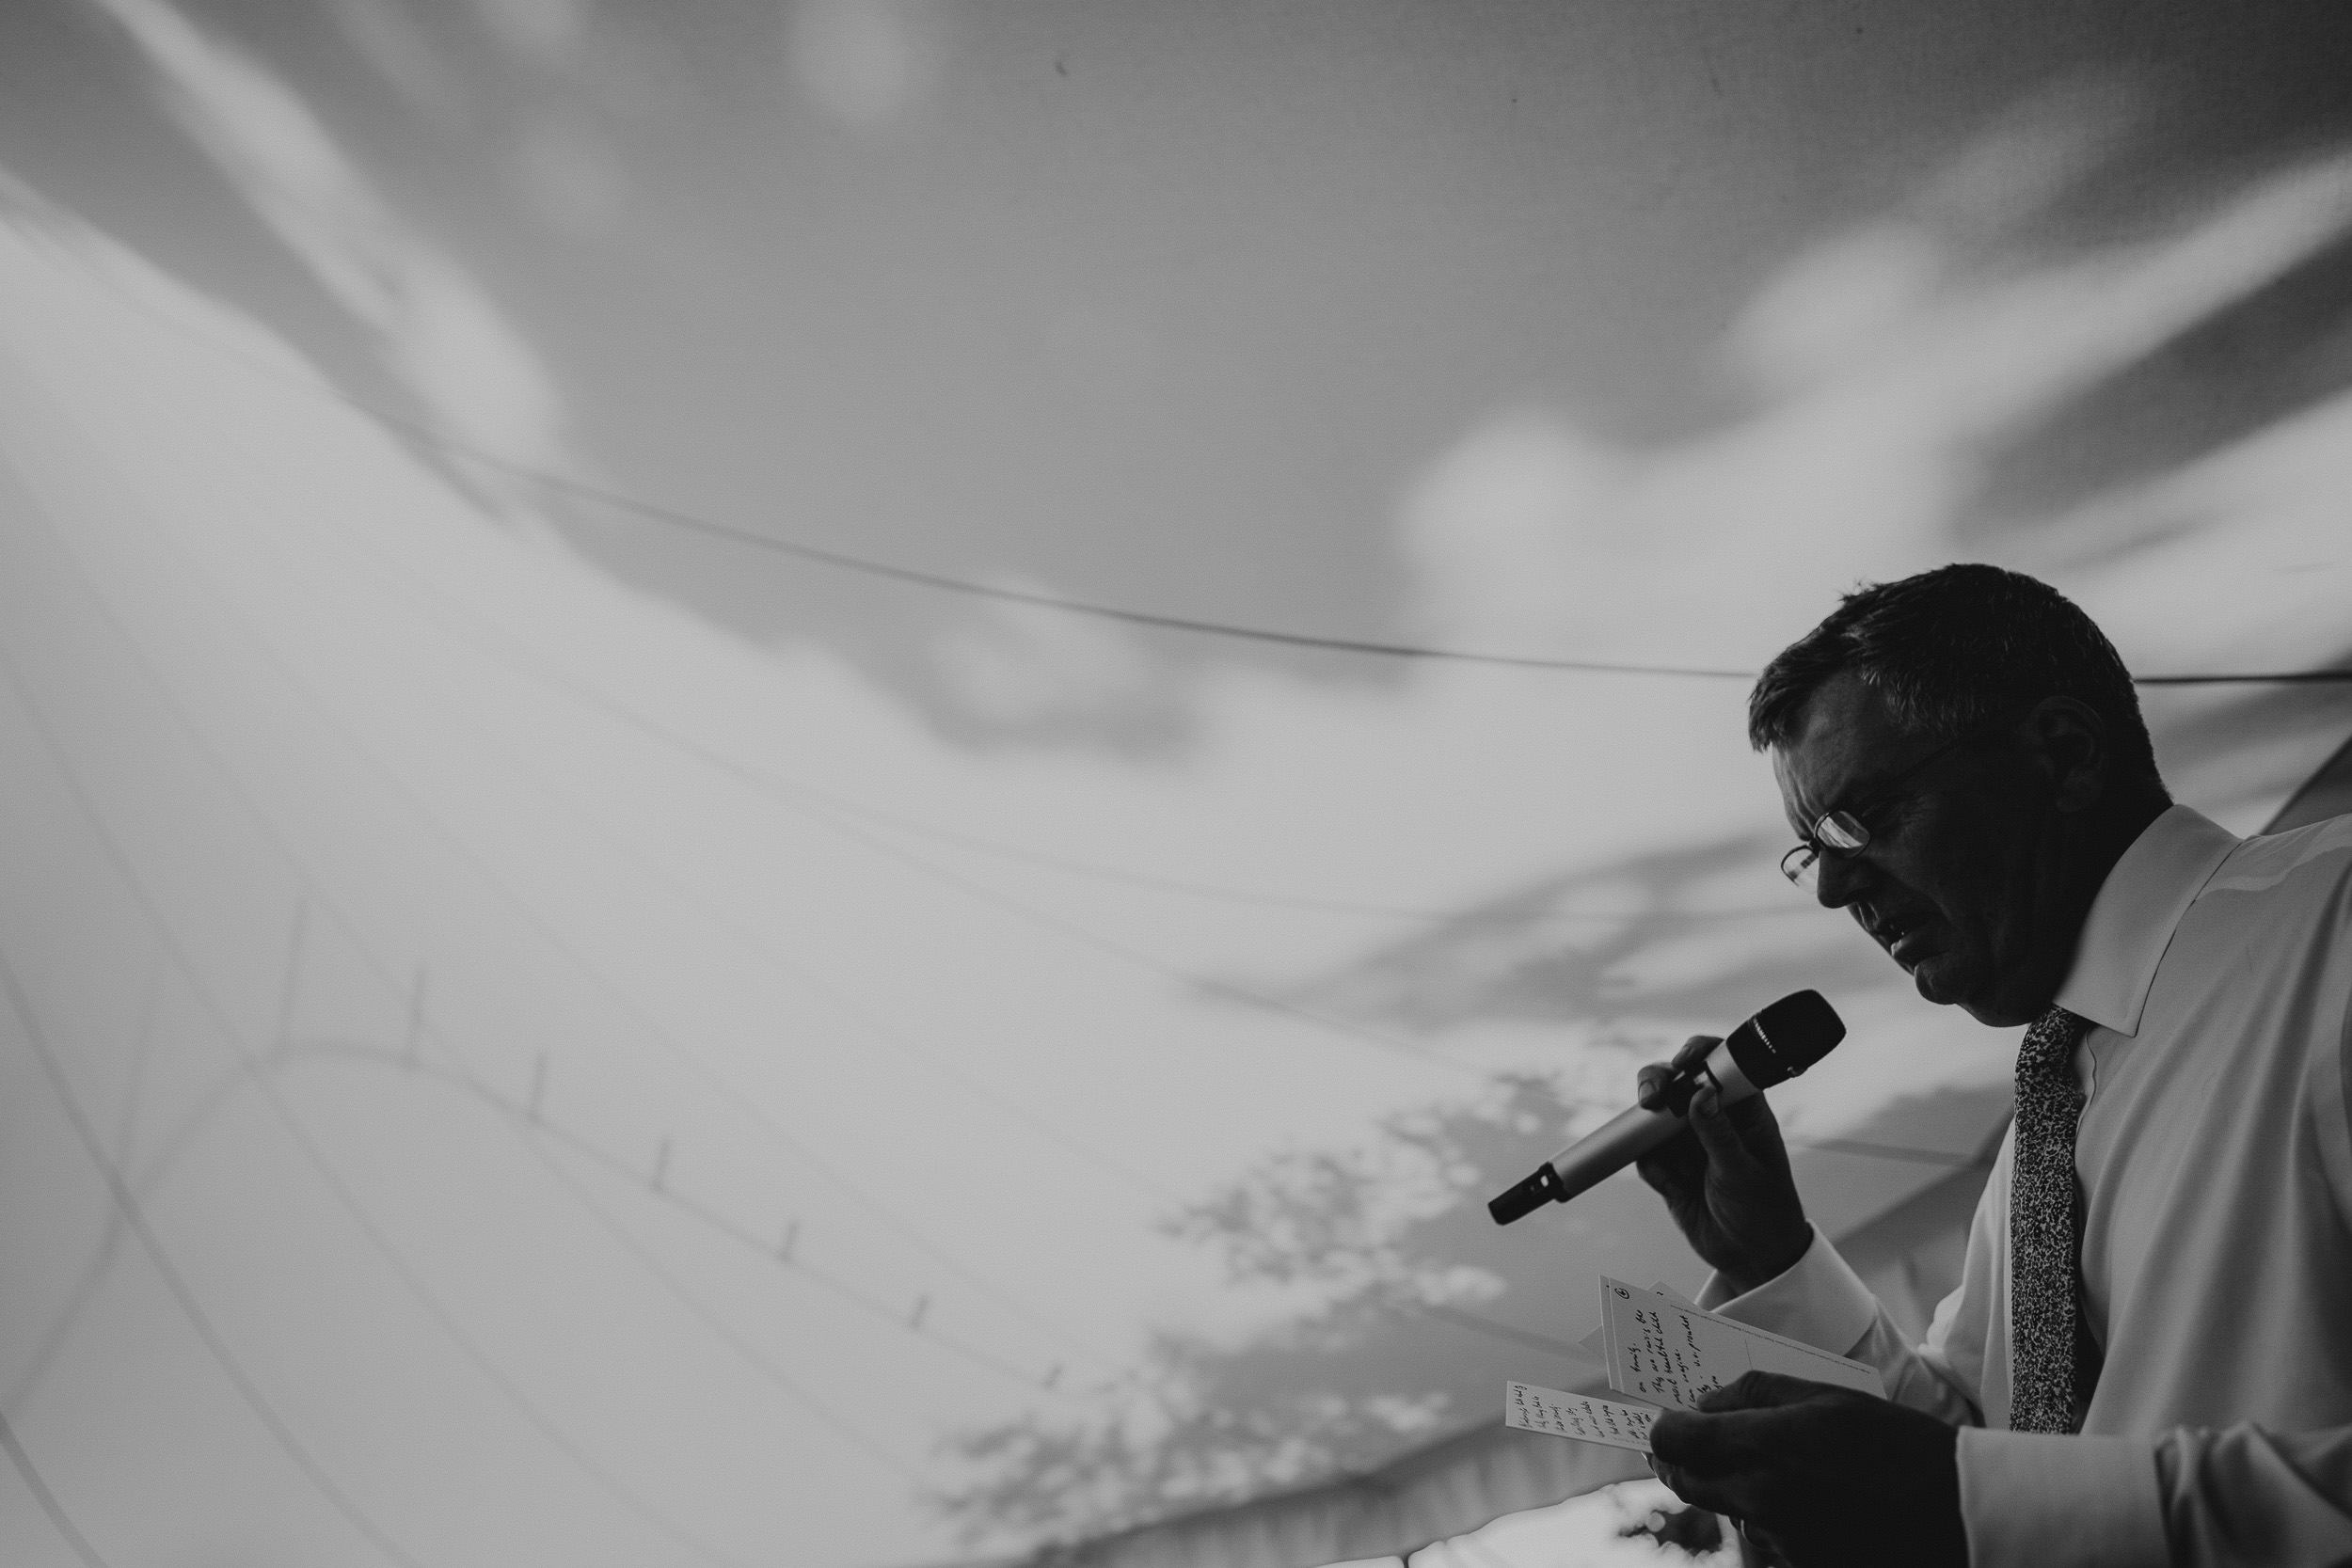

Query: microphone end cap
1486,1161,1568,1226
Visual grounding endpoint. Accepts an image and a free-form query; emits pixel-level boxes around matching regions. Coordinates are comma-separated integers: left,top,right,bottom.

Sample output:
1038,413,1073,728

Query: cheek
1938,847,2041,955
1899,837,2011,945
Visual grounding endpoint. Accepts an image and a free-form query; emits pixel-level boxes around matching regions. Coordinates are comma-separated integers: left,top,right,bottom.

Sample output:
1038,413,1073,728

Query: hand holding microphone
1632,1034,1814,1296
1487,990,1837,1296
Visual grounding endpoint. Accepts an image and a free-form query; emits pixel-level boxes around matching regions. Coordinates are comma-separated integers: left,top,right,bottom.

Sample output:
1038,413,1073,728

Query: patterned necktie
2010,1005,2092,1433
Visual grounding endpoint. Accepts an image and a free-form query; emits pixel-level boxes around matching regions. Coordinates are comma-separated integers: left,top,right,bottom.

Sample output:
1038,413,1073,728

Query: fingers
1633,1126,1708,1203
1647,1409,1707,1465
1694,1370,1824,1413
1683,1085,1766,1175
1686,1083,1800,1181
1648,1409,1781,1518
1639,1037,1721,1110
1657,1375,1857,1525
1669,1034,1720,1073
1717,1086,1789,1150
1648,1459,1741,1518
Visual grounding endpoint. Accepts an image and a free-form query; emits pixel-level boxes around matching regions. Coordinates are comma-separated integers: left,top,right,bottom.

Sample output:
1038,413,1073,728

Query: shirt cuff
1693,1224,1880,1359
1957,1429,2167,1568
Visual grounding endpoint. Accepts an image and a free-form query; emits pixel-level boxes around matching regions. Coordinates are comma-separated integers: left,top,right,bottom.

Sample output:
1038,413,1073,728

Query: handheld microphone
1486,990,1845,1226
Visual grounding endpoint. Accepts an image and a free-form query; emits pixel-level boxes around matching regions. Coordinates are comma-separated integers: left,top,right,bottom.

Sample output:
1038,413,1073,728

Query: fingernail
1694,1087,1719,1117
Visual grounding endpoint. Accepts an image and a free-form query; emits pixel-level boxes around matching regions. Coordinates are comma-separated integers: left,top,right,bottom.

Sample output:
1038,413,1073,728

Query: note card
1597,1277,1883,1412
1503,1381,1659,1453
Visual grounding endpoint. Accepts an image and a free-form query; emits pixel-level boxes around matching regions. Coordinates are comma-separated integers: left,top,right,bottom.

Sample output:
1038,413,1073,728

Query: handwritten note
1503,1381,1659,1452
1597,1276,1883,1411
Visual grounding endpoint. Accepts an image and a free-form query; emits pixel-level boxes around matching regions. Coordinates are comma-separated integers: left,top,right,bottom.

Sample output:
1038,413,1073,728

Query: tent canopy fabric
6,9,2352,1566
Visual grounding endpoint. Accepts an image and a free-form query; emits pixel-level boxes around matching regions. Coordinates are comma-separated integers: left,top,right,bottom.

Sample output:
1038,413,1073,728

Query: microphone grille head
1724,990,1845,1090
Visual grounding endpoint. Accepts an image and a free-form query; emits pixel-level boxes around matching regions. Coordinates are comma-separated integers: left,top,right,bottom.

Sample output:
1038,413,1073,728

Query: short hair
1748,563,2159,784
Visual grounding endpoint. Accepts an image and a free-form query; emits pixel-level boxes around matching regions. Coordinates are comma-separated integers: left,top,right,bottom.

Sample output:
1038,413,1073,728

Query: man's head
1750,564,2169,1026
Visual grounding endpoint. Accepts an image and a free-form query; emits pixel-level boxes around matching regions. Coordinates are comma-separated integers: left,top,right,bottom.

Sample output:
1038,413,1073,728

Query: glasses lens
1780,844,1819,889
1815,811,1869,853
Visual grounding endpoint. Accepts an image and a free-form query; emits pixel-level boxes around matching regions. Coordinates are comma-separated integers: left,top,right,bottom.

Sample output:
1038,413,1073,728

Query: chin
1936,951,2058,1026
1942,973,2043,1027
1909,954,1977,1011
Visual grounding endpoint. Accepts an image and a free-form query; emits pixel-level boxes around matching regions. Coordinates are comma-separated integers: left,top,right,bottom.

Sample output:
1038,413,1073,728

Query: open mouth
1864,909,1931,966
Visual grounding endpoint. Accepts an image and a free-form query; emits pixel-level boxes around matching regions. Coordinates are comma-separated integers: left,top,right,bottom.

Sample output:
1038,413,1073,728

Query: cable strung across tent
12,256,2328,1445
16,362,2207,1176
0,351,2006,1560
467,451,2352,688
25,216,2352,690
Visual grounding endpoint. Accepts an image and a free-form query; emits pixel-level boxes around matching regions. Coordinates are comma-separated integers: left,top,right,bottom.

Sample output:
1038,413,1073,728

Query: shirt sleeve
2124,918,2352,1559
1969,1418,2352,1568
1959,1431,2167,1567
2130,993,2352,1559
1695,1223,1984,1428
2153,1423,2352,1565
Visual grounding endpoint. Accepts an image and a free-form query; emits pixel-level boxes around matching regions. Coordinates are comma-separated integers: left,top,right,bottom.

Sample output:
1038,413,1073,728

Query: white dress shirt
1698,804,2352,1567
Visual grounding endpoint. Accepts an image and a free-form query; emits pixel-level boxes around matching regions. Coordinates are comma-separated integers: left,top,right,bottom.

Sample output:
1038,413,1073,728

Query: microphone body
1487,990,1844,1226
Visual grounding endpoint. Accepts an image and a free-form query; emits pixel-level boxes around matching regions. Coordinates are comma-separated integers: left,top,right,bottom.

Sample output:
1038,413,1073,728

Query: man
1631,564,2352,1567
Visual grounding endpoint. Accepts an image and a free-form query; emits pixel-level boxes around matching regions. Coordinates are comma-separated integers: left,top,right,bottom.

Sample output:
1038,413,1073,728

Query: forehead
1769,672,1915,827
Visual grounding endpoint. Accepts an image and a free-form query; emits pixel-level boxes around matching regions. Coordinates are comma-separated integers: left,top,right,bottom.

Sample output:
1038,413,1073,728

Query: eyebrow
1794,748,1918,836
1831,731,1971,827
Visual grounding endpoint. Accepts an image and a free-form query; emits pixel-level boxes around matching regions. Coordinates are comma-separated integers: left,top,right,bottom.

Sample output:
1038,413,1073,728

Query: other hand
1633,1037,1810,1294
1648,1371,1965,1568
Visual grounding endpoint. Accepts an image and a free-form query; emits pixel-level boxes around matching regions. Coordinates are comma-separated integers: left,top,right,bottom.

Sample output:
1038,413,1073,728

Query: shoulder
2197,813,2352,907
2174,814,2352,1030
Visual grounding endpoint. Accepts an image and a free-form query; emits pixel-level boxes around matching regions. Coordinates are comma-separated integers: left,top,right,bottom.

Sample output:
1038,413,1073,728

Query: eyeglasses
1778,726,1988,892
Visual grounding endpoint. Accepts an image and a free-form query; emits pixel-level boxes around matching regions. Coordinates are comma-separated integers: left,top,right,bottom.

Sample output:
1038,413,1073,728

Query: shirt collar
2053,803,2239,1036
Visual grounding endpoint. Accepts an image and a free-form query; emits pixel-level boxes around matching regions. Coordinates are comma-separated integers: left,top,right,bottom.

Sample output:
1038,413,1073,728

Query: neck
2042,784,2171,1005
2075,784,2171,889
1978,784,2171,1027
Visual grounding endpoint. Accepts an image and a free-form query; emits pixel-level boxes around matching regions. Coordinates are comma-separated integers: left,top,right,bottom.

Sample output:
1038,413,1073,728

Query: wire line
187,494,1484,1082
0,411,2040,1435
6,1024,935,1462
177,376,2352,689
99,1034,1077,1397
26,368,1479,1099
199,544,1179,1205
0,406,1119,1388
0,650,771,1568
288,501,1801,939
6,949,172,1419
0,1406,114,1568
20,467,1123,1374
0,380,1124,1366
24,209,2348,689
0,950,431,1568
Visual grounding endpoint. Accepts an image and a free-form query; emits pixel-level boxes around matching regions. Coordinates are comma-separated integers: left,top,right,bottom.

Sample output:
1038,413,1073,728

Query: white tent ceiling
3,8,2351,1567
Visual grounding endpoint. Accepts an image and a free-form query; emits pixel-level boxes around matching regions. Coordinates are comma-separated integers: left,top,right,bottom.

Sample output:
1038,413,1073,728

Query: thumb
1648,1404,1778,1473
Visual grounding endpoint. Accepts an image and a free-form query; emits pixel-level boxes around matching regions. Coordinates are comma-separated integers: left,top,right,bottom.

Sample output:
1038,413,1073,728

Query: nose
1814,850,1871,910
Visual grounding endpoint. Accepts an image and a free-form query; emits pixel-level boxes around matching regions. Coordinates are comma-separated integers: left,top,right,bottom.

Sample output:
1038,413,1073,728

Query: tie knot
2018,1006,2087,1085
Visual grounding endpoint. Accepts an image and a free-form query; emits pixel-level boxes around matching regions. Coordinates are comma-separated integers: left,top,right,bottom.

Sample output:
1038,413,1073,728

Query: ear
2018,697,2107,813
